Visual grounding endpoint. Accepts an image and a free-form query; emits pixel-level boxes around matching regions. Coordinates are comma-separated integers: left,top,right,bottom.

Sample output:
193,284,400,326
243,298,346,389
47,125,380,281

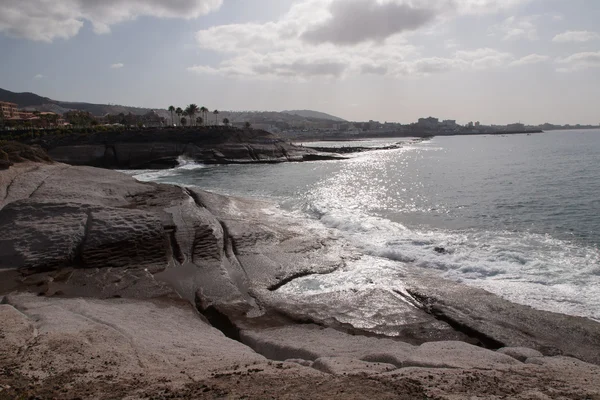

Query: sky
0,0,599,125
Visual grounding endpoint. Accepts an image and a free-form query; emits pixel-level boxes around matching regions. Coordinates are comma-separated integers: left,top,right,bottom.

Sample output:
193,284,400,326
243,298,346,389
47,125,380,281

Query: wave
127,156,206,182
297,198,600,321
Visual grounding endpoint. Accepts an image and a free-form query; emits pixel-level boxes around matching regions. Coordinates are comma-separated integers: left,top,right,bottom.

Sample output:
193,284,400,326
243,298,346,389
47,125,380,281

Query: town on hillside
1,100,598,140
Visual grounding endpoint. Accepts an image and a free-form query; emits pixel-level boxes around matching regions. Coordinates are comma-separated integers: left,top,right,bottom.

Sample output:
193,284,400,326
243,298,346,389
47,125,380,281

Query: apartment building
0,101,18,119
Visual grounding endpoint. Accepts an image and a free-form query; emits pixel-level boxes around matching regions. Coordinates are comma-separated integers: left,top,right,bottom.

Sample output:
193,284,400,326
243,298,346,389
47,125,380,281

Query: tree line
168,104,239,128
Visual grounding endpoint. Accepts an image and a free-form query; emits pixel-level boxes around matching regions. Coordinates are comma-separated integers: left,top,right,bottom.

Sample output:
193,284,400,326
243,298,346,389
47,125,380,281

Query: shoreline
1,156,600,398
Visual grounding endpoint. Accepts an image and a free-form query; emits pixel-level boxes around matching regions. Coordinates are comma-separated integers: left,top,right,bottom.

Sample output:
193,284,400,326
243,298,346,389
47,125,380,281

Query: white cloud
556,51,600,72
190,0,531,80
0,0,223,42
490,15,539,41
34,74,44,79
509,54,550,66
553,31,600,43
110,63,124,69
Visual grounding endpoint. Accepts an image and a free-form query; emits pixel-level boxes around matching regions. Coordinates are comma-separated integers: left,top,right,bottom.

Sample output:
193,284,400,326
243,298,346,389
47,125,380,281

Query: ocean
129,129,600,322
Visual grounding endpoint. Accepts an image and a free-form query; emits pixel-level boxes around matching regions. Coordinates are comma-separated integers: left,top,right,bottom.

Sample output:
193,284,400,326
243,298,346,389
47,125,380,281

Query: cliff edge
15,127,340,169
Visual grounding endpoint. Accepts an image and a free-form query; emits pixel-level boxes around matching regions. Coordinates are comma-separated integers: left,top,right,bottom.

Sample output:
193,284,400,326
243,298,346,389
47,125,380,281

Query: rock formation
20,128,341,168
1,157,600,399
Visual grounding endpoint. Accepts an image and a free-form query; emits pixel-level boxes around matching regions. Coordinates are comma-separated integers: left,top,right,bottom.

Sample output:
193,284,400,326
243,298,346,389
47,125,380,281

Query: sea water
130,130,600,321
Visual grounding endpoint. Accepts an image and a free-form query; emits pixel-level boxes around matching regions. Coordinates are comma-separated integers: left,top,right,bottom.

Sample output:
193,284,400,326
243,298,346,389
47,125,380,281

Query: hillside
282,109,346,122
0,88,346,125
0,88,157,117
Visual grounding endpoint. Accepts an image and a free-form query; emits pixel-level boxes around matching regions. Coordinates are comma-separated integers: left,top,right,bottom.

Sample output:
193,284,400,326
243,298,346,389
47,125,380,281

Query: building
418,117,440,130
441,120,458,128
0,101,18,119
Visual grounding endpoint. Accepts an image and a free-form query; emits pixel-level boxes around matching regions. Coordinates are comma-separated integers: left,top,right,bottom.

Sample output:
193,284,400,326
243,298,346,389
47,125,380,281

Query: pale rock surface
497,347,544,362
404,341,520,370
2,293,266,381
312,357,397,375
405,273,600,365
2,162,600,398
240,325,414,363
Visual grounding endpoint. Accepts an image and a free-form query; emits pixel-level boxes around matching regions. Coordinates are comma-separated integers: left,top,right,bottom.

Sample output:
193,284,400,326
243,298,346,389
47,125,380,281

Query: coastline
1,153,600,398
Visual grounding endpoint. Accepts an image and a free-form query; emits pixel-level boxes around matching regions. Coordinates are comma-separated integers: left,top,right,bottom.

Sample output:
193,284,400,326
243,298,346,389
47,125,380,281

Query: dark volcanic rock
0,141,51,168
23,128,341,168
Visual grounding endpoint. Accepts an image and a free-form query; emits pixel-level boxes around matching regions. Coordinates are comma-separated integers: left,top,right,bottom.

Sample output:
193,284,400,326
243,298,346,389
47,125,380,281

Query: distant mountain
282,110,346,122
0,88,53,108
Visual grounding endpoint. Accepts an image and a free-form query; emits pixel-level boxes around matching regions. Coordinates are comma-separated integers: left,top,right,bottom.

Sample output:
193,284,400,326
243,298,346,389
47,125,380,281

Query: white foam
302,200,600,321
125,156,206,182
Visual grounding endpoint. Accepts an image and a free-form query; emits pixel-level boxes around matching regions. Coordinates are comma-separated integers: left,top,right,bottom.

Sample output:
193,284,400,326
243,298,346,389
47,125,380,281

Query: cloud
553,31,600,43
556,51,600,72
444,39,459,49
254,60,347,78
301,0,438,45
455,48,514,68
490,15,538,40
509,54,550,66
0,0,223,42
190,0,532,80
361,64,388,75
110,63,124,69
34,74,44,79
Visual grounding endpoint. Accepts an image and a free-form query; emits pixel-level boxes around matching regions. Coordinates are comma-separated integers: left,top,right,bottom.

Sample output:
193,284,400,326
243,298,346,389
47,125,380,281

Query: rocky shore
17,127,343,169
1,152,600,399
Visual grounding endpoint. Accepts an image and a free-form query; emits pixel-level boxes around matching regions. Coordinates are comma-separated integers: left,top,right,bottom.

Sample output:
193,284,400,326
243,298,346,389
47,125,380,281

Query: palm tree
185,104,199,126
182,110,189,127
168,106,175,126
213,110,220,125
222,118,230,127
196,117,203,126
200,107,208,126
175,107,183,126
